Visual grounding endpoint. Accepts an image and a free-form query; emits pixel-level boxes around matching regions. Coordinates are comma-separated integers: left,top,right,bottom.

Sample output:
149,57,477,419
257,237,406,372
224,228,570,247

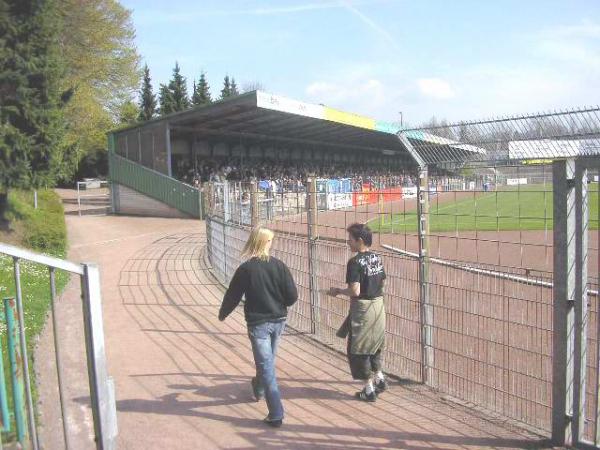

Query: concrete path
36,200,562,449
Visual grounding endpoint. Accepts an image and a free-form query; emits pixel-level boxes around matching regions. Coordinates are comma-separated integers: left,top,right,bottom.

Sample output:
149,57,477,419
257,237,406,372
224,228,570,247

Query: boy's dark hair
346,223,373,246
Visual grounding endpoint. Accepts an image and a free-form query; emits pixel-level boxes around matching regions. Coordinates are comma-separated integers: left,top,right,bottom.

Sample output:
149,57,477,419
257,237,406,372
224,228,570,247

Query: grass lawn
370,183,599,233
0,189,69,441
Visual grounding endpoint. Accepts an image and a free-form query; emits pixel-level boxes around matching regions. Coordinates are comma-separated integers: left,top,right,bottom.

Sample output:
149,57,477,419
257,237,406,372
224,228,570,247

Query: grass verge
0,190,69,441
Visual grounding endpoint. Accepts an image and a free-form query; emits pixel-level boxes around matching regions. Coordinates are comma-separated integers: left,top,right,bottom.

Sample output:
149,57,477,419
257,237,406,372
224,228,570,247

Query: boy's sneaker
374,378,388,394
263,415,283,428
251,377,264,402
355,387,377,402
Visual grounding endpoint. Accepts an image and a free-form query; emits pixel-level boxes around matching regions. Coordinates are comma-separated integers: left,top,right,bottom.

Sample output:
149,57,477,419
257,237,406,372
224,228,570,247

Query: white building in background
508,139,600,160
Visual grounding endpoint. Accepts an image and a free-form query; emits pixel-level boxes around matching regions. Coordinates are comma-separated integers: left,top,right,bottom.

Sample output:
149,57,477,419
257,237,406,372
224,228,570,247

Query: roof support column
166,122,173,178
398,132,432,385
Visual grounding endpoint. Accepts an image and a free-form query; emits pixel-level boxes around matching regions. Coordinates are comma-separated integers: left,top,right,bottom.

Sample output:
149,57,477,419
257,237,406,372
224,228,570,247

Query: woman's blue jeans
248,320,286,420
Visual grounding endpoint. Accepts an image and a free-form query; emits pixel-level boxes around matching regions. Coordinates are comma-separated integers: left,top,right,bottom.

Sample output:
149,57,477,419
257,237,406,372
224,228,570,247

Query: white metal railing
0,242,117,450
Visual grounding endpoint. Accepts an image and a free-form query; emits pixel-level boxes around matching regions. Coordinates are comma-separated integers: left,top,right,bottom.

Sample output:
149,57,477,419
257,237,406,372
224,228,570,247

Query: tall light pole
399,111,403,127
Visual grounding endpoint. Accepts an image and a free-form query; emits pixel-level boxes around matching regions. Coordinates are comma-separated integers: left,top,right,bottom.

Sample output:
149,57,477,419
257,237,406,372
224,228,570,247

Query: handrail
0,242,83,275
109,152,201,218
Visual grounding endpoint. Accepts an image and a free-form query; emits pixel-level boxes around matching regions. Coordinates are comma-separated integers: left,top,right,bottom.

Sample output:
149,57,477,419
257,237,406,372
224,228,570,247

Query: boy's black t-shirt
346,251,386,299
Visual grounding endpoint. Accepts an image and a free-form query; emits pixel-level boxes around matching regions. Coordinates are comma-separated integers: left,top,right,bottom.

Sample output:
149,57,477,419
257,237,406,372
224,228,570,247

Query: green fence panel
108,152,201,218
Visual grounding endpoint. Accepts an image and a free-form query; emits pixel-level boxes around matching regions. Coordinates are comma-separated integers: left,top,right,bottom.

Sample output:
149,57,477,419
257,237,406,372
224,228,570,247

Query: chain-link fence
205,106,600,448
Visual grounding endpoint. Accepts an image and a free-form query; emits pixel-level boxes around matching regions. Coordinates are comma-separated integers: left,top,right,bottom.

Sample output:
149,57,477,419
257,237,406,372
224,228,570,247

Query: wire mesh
426,259,554,431
204,106,600,442
401,106,600,166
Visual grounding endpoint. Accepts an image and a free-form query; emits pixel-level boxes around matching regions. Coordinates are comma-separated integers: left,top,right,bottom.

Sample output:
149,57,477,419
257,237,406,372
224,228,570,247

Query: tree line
135,62,253,123
0,0,263,221
0,0,139,220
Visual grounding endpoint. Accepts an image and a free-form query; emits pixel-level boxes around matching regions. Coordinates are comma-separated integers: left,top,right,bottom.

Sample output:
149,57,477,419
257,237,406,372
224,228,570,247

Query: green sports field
369,183,599,233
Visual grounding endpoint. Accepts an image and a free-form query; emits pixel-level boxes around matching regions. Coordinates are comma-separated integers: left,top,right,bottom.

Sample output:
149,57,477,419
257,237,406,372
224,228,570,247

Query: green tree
167,62,189,112
159,83,175,115
119,100,139,125
230,77,239,96
220,75,231,99
192,71,211,106
242,81,265,93
59,0,140,180
0,0,73,220
138,64,157,121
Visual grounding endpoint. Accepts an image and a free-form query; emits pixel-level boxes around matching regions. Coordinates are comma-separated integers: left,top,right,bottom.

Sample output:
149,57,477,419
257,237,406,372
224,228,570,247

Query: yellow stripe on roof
323,107,376,130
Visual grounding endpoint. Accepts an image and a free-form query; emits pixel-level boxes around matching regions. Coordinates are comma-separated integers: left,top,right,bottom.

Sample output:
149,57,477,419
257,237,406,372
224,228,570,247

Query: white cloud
306,78,386,107
416,78,455,100
304,63,403,120
534,20,600,69
549,20,600,39
304,20,600,125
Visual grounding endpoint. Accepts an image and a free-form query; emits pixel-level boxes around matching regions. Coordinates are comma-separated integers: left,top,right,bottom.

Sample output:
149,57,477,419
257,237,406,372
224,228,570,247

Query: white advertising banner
506,178,528,186
402,186,417,199
326,193,353,210
256,91,324,120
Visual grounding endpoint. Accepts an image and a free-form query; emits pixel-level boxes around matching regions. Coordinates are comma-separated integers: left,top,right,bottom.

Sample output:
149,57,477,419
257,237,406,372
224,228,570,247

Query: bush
5,190,67,256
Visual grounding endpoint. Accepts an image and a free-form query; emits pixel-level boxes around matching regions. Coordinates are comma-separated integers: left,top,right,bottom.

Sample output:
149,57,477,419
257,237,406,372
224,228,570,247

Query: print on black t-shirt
345,251,386,299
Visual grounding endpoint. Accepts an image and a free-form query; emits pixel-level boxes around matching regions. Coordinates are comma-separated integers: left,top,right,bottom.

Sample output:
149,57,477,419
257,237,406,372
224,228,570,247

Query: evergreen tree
192,72,211,106
159,83,175,115
230,77,239,96
167,62,189,112
0,0,73,220
138,64,157,121
220,75,231,99
192,80,198,104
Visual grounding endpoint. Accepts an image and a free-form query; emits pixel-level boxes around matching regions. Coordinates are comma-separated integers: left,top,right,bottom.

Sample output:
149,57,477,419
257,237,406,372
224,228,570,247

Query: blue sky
122,0,600,125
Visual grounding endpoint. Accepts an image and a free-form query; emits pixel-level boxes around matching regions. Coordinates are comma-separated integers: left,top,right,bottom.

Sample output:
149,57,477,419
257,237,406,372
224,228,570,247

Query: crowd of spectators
176,157,418,191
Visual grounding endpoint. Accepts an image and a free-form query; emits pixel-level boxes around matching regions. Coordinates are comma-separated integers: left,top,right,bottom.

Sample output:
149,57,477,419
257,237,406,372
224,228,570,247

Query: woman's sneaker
355,387,377,402
374,378,388,394
263,415,283,427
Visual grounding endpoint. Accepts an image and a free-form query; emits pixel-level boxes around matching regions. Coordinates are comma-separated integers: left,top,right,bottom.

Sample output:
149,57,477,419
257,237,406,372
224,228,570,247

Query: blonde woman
218,227,298,427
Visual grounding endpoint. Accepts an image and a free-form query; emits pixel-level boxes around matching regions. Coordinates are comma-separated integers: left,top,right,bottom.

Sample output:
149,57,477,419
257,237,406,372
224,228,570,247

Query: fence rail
0,242,117,450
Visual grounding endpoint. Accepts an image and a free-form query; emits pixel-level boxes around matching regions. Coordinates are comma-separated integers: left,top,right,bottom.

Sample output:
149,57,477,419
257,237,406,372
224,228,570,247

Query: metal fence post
250,181,259,227
223,181,231,223
12,259,38,450
307,178,320,335
572,161,589,445
0,330,9,433
197,186,203,220
81,264,117,450
416,166,433,385
4,297,28,444
552,159,577,446
49,268,71,449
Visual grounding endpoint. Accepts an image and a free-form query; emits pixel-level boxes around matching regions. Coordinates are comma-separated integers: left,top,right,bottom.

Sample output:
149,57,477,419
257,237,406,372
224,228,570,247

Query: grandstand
108,90,486,217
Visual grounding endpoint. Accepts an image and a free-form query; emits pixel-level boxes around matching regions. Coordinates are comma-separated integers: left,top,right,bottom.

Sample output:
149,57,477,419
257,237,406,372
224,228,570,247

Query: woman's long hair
241,227,274,261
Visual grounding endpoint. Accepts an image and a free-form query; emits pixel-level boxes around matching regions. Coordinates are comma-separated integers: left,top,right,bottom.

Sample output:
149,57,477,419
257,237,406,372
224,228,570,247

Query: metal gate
0,243,117,450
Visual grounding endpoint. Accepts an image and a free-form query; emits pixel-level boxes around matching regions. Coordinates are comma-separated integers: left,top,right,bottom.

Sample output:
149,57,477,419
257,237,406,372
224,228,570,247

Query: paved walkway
37,206,561,449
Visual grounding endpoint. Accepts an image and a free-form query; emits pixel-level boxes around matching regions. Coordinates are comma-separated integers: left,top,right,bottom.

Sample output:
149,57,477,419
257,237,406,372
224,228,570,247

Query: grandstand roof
113,90,485,164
